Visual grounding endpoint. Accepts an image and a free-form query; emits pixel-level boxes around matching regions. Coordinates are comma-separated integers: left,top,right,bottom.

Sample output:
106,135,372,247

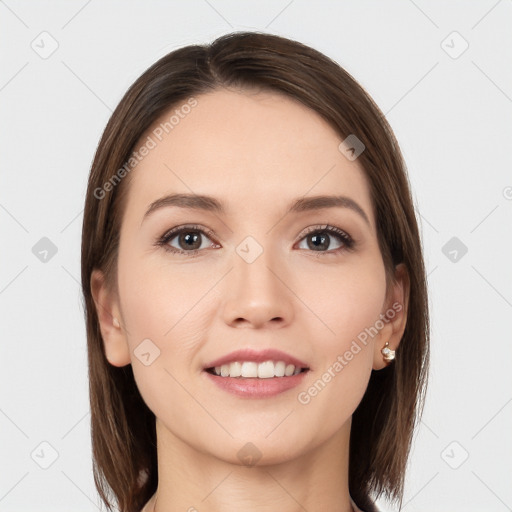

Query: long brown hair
81,31,429,512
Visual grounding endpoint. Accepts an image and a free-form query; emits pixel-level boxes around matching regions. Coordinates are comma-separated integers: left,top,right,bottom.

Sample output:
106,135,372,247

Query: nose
221,244,294,329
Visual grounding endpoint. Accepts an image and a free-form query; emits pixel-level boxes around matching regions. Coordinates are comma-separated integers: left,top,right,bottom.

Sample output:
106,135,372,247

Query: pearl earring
381,341,395,363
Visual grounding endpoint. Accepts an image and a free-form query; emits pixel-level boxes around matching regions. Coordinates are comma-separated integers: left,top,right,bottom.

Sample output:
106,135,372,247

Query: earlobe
372,263,409,370
90,269,131,367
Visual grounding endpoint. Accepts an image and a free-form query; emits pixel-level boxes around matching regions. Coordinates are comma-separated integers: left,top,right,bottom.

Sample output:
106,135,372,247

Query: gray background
1,1,511,511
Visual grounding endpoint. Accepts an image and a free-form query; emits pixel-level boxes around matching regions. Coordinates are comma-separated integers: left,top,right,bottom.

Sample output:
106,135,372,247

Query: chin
207,431,311,467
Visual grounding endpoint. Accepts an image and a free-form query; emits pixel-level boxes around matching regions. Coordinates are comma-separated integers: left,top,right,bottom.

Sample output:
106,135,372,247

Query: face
92,87,407,465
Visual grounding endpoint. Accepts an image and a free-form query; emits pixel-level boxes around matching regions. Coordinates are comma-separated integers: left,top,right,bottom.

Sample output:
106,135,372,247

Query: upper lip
204,348,310,370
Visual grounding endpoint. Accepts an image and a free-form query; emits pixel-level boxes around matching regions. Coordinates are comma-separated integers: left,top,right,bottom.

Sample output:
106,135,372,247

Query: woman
81,31,429,512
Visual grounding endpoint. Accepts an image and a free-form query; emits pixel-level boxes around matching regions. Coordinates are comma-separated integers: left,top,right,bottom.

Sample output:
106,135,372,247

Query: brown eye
297,225,354,253
173,230,203,251
157,225,218,255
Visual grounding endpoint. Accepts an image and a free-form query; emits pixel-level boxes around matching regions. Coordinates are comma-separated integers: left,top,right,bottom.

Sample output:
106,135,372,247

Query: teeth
241,361,258,377
229,361,241,377
258,361,278,378
212,360,305,378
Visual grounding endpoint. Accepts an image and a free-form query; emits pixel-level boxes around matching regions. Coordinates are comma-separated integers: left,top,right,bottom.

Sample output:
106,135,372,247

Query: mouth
204,362,310,379
202,348,311,397
203,363,310,398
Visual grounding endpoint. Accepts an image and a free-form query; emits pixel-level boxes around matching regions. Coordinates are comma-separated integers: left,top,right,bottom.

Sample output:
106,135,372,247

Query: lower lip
203,370,309,398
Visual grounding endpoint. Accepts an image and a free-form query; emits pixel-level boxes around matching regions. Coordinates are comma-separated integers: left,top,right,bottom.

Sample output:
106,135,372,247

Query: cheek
119,247,215,345
117,248,222,389
293,261,386,431
117,254,220,419
295,255,387,353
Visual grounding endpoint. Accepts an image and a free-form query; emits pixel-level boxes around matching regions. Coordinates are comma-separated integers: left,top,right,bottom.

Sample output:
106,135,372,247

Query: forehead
124,88,374,225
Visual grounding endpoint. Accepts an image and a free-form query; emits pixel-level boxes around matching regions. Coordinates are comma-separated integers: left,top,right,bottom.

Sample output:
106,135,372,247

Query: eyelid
296,224,350,241
160,223,217,243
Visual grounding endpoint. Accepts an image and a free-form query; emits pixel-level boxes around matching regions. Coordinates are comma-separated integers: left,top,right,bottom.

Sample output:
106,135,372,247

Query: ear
372,263,409,370
90,269,131,367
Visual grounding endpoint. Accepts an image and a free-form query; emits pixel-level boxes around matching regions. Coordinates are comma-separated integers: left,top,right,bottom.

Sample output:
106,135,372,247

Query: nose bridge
221,233,293,327
237,234,279,292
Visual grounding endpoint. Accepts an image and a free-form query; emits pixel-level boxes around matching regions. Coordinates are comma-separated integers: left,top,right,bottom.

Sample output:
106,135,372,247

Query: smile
206,360,307,378
203,363,310,398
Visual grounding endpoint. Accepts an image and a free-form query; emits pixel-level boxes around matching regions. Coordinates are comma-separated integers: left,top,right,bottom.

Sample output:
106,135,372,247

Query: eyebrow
142,193,371,226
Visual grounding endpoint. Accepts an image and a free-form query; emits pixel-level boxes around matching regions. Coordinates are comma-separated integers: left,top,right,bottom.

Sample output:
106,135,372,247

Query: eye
156,224,219,256
155,223,355,257
296,224,354,254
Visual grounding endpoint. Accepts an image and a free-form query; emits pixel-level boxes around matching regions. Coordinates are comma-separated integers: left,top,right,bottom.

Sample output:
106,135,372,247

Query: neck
150,417,355,512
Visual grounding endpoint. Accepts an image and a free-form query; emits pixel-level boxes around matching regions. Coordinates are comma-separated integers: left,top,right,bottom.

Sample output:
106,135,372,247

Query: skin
91,88,409,512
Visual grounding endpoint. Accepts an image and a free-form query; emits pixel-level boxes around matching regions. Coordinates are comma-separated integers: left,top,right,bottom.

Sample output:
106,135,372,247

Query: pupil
181,232,200,250
310,233,328,251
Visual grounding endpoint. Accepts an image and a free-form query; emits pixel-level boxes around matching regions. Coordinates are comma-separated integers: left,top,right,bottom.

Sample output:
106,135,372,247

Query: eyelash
155,223,355,257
